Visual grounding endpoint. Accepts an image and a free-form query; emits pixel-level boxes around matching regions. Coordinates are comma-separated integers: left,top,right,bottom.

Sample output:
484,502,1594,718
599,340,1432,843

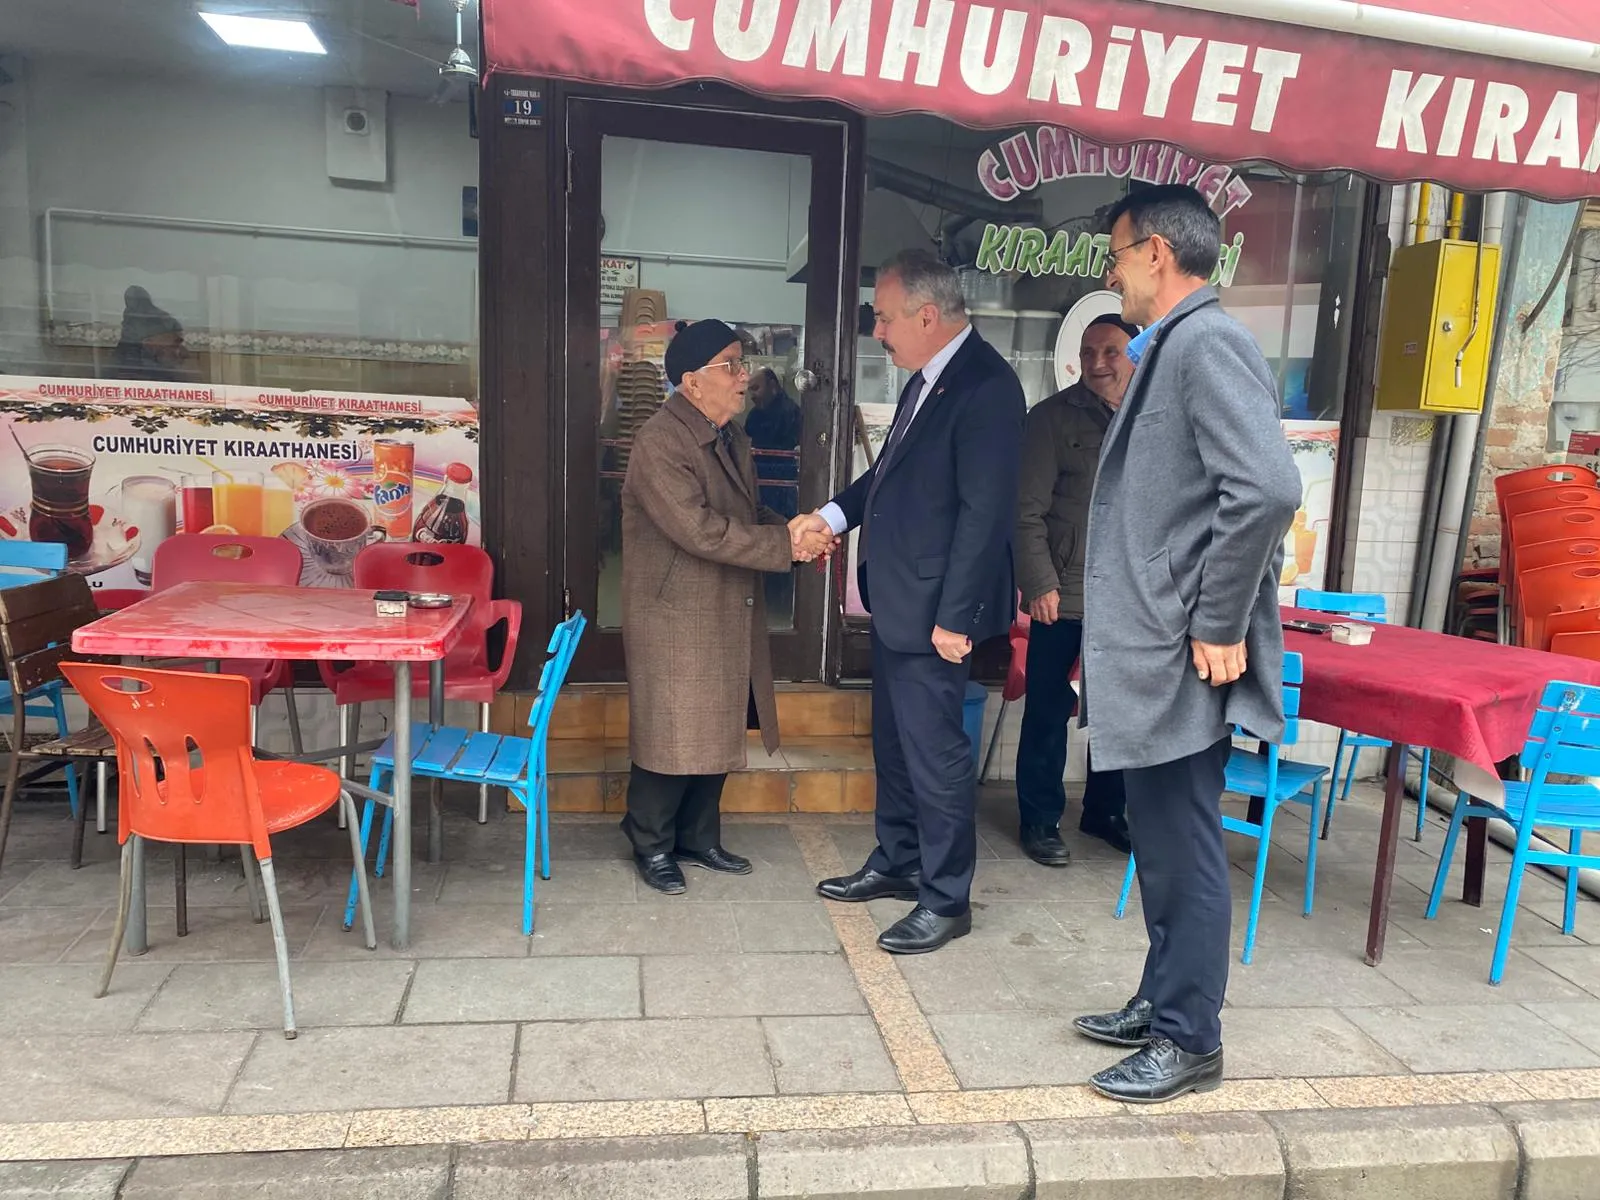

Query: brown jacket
1013,382,1115,618
620,391,793,775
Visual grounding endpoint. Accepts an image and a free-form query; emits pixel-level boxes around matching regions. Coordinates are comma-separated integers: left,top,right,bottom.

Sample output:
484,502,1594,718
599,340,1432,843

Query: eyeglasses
700,359,749,377
1106,235,1153,263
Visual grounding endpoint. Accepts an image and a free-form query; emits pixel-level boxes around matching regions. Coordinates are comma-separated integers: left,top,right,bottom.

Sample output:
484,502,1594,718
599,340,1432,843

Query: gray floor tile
824,825,881,871
1374,945,1590,1004
970,861,1128,904
895,952,1021,1015
643,953,864,1017
0,905,104,964
1039,901,1160,952
60,905,326,964
302,903,532,961
403,957,640,1023
1520,1001,1600,1054
929,1011,1118,1088
732,903,840,953
1520,945,1600,996
720,823,808,867
0,859,127,908
0,963,171,1033
1342,1004,1600,1073
1394,902,1576,949
865,899,1081,955
763,1015,899,1094
228,1023,518,1114
138,960,415,1031
1221,1007,1407,1077
527,903,739,956
514,1017,774,1101
0,1031,254,1121
545,823,632,862
992,950,1153,1017
1224,950,1422,1007
439,859,636,906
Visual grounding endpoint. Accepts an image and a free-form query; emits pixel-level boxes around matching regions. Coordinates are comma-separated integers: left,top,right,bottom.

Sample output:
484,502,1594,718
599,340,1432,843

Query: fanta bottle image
372,439,416,538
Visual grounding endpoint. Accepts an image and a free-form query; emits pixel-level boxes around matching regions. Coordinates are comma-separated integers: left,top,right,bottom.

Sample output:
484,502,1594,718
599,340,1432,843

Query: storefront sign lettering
977,128,1252,215
600,255,642,305
974,226,1245,288
1379,72,1600,172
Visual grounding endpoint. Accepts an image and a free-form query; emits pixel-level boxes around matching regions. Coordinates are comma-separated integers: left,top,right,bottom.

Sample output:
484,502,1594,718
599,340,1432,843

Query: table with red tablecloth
1282,608,1600,964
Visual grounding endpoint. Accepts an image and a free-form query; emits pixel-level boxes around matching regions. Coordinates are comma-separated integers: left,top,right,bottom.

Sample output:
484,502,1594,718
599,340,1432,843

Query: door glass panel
594,137,811,631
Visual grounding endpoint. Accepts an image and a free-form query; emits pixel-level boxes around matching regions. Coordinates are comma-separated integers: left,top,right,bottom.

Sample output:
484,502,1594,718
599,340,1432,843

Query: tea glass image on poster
213,470,263,536
299,497,385,576
180,473,213,533
120,475,176,585
26,444,96,562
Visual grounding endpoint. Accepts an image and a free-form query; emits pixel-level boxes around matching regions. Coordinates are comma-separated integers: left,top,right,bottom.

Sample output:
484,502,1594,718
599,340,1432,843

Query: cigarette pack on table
1331,622,1373,646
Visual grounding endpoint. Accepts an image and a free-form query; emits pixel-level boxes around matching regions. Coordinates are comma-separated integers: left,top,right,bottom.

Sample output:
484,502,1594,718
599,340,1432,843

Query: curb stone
119,1147,453,1199
755,1124,1029,1200
0,1161,131,1199
452,1135,748,1200
1498,1100,1600,1200
1025,1111,1284,1200
1265,1104,1518,1200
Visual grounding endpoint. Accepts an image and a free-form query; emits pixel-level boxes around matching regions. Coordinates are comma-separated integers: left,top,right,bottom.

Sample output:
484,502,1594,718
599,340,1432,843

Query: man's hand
932,625,973,663
788,513,838,563
1191,639,1247,687
1027,590,1060,625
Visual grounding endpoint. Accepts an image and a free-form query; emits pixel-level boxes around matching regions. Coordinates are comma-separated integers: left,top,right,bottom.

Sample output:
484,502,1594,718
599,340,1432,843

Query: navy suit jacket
832,330,1025,655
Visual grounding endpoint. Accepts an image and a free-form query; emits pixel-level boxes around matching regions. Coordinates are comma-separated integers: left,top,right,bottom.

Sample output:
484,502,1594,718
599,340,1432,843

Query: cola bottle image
415,462,472,544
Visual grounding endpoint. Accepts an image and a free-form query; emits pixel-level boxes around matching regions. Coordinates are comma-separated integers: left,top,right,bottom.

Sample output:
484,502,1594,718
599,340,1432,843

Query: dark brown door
562,96,855,681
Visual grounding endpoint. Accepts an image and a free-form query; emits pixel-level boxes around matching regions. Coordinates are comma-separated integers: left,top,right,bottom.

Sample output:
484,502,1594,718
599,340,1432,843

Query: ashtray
1331,622,1373,646
408,592,454,609
373,589,409,617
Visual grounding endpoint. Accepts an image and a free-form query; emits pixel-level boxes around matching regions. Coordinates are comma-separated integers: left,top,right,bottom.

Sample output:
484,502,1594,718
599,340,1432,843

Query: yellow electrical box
1375,238,1501,413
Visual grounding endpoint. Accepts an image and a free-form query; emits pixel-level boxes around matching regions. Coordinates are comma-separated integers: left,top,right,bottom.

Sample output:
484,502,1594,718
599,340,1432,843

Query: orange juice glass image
213,470,264,536
263,480,296,537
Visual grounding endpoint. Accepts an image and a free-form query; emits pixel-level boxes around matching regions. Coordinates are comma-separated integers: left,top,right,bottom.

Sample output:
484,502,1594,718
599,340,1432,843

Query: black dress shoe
635,853,686,895
1089,1037,1223,1104
1078,813,1132,855
1073,996,1153,1047
1021,825,1071,867
877,905,972,954
675,845,752,874
817,865,920,903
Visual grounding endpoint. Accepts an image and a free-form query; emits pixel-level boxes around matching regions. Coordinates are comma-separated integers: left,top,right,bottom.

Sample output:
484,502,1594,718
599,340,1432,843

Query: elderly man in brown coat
620,319,832,894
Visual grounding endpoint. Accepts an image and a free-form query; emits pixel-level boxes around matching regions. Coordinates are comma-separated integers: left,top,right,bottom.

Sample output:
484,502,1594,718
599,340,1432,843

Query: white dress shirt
819,323,973,535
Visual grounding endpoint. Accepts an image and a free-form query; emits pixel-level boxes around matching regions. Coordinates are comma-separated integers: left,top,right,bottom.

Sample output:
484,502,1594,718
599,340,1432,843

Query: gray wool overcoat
620,391,793,776
1080,287,1302,772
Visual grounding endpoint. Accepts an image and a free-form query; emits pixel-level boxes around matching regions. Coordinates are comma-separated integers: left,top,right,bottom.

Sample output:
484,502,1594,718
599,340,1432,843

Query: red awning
482,0,1600,201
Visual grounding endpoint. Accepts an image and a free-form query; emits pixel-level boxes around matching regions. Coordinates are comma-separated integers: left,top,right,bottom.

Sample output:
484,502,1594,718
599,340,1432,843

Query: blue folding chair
1426,680,1600,984
0,541,82,819
1114,651,1329,965
1295,588,1432,842
344,611,586,935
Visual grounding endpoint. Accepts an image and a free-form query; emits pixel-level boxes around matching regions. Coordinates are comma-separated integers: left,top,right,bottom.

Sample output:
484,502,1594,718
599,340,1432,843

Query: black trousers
863,629,976,917
622,764,727,857
1124,736,1233,1055
1015,616,1127,830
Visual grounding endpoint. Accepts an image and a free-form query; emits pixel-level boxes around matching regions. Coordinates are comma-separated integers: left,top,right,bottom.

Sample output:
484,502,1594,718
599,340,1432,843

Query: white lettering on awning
1438,77,1477,157
644,0,694,52
960,6,1028,97
1140,31,1201,120
881,0,954,86
1474,82,1529,162
1193,40,1248,125
713,0,780,62
1249,48,1300,132
1027,16,1092,105
1525,90,1580,168
783,0,871,76
1097,25,1134,111
1378,70,1445,152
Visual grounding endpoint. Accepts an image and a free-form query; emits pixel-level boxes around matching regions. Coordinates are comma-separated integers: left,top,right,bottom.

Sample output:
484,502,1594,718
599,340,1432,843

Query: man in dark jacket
803,249,1025,955
1012,315,1139,865
1073,186,1300,1103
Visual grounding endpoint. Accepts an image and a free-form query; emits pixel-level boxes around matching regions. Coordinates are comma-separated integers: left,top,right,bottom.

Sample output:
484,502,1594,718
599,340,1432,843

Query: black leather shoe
817,865,920,903
1089,1037,1223,1104
877,905,972,954
1078,813,1132,855
1073,996,1153,1047
635,853,686,895
676,846,752,875
1021,825,1071,867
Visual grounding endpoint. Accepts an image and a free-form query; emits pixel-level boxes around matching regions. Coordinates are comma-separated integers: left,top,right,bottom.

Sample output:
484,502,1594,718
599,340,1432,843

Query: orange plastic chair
1501,485,1600,525
1494,464,1598,513
1550,630,1600,662
60,663,374,1039
1507,538,1600,635
1515,563,1600,650
1544,606,1600,647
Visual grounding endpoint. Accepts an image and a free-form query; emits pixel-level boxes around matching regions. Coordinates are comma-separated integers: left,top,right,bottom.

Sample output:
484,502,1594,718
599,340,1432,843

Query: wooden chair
0,573,117,879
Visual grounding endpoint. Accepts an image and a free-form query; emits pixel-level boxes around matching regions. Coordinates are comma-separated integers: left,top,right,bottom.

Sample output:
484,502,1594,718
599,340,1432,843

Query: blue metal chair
1114,651,1329,965
1426,680,1600,984
1294,588,1432,841
0,541,82,820
344,611,586,935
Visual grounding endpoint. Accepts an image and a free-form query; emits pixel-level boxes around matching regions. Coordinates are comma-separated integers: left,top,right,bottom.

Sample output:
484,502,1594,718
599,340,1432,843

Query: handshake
787,512,840,564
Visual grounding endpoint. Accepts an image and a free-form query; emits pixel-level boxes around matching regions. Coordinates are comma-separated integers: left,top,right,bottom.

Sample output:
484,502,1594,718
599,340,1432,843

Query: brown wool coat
620,391,793,776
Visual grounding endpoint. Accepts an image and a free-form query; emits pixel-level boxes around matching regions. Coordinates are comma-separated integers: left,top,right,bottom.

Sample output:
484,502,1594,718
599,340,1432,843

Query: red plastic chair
61,662,374,1039
90,588,147,614
978,604,1030,783
318,544,522,823
1516,563,1600,650
150,535,307,752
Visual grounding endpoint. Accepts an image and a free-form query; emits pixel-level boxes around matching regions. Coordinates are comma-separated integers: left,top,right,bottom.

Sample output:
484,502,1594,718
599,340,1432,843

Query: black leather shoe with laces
816,865,920,903
876,905,972,954
1020,825,1071,866
1089,1037,1223,1104
675,846,753,874
1072,996,1153,1047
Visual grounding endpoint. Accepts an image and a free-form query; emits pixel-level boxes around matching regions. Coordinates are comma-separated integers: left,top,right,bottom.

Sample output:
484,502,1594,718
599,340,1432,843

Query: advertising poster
0,376,479,591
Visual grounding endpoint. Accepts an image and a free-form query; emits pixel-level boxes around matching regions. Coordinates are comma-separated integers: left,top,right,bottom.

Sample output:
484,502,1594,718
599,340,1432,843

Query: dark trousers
1124,736,1233,1054
1015,616,1126,830
622,764,727,857
864,629,976,917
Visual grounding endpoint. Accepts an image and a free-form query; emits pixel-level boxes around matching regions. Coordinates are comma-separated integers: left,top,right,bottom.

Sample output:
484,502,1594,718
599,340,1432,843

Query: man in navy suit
804,250,1025,954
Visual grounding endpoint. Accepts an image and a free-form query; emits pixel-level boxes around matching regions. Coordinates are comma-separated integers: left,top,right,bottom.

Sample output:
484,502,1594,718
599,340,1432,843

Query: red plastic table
73,581,473,951
1284,608,1600,964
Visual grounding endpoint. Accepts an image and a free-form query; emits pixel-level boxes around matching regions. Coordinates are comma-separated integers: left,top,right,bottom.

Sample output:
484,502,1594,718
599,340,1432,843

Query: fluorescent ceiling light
199,12,327,54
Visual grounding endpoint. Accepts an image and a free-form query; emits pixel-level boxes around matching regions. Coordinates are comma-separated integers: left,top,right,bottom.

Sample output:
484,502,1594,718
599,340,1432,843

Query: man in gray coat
1072,186,1301,1103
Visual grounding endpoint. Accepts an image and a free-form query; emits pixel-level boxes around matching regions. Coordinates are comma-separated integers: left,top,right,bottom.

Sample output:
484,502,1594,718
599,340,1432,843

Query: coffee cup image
297,497,386,575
